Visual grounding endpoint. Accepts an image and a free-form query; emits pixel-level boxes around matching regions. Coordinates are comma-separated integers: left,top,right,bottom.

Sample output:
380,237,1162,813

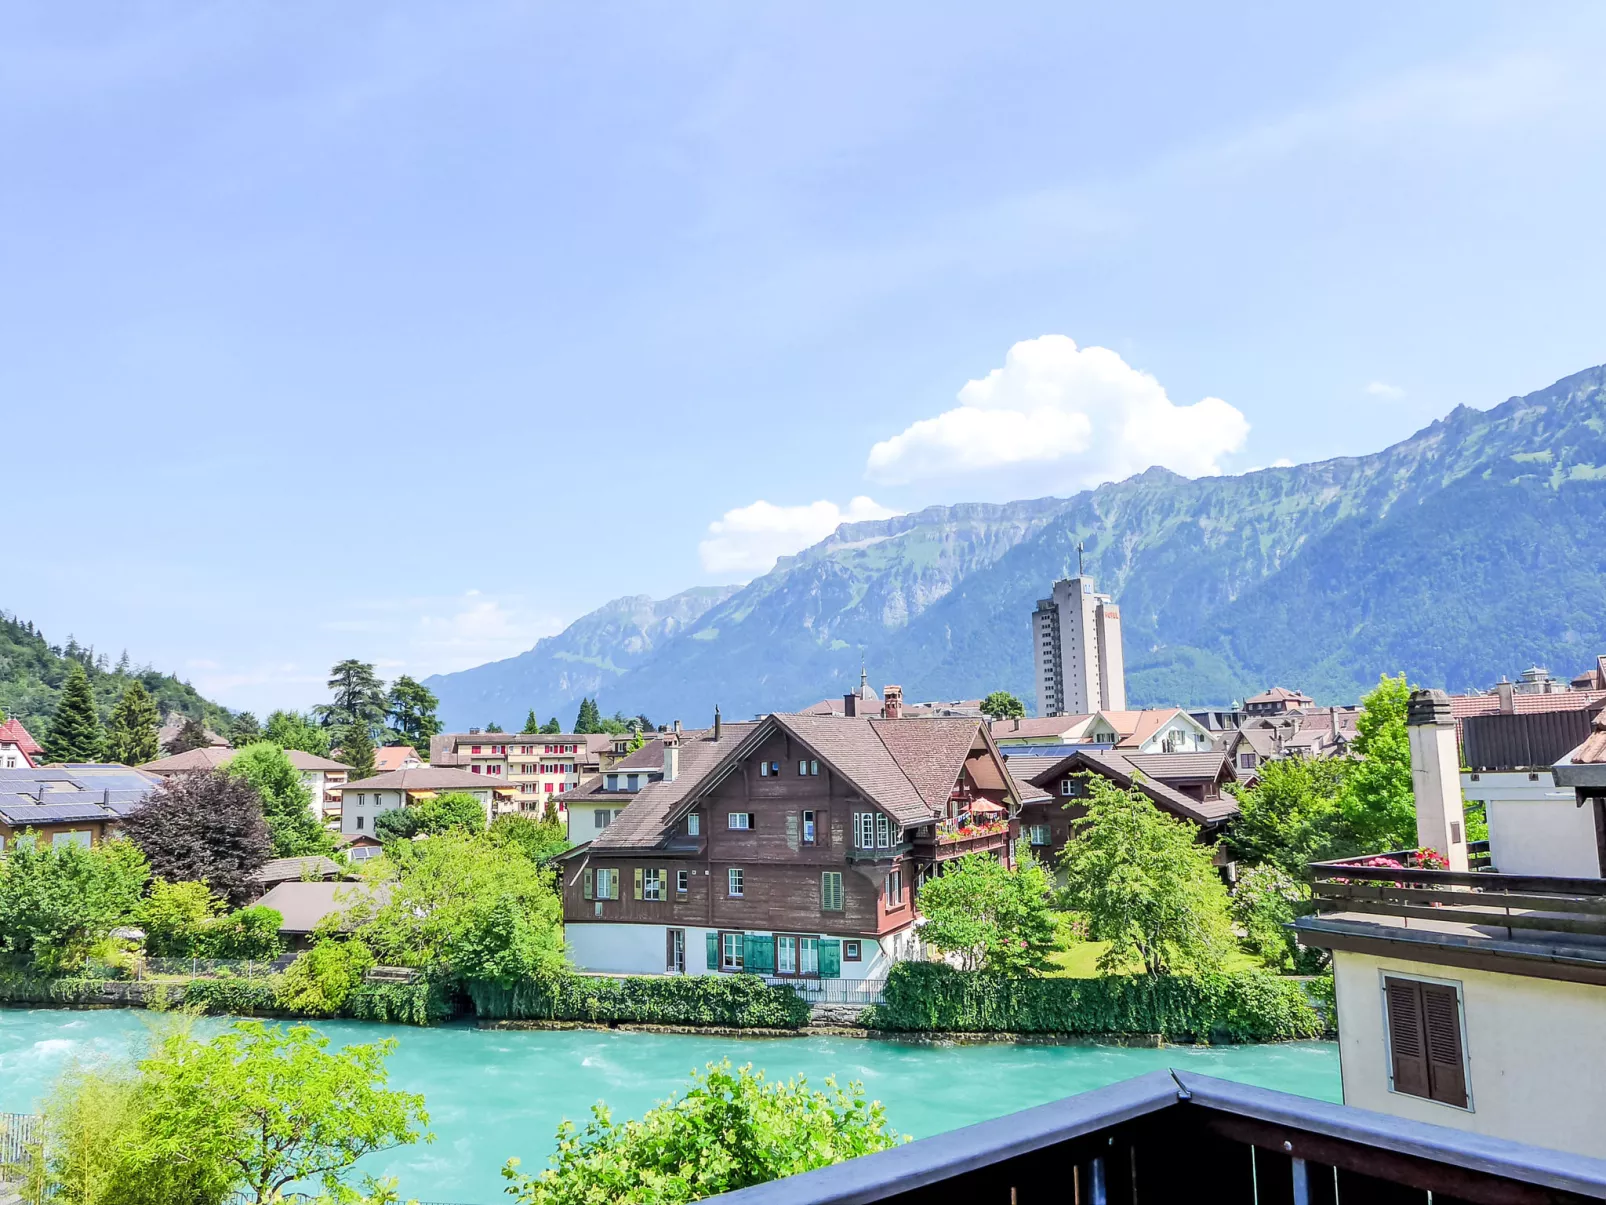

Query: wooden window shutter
706,931,720,969
1384,977,1431,1100
634,868,644,900
583,869,593,900
1422,984,1468,1107
818,939,841,978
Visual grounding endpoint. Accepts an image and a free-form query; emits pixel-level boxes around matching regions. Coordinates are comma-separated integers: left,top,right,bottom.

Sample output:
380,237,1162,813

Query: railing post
1090,1155,1107,1205
1291,1156,1310,1205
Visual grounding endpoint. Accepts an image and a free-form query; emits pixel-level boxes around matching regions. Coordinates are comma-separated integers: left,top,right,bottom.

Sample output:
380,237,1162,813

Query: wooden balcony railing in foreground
1308,851,1606,943
705,1070,1606,1205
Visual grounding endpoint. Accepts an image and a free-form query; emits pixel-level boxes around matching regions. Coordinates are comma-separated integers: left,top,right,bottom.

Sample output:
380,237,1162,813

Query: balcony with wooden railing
1296,846,1606,975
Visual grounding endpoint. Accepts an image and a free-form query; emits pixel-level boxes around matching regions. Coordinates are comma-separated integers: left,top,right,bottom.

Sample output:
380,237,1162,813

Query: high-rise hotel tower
1031,576,1126,717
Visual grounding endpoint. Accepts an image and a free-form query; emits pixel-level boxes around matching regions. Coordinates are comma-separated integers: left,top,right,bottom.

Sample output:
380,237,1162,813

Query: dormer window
627,773,640,790
606,775,619,791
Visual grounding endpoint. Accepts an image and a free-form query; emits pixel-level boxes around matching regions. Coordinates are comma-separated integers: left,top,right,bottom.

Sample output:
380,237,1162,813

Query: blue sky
4,2,1605,716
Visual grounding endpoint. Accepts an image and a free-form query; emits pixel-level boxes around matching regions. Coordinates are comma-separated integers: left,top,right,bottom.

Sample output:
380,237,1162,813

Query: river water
0,1009,1339,1202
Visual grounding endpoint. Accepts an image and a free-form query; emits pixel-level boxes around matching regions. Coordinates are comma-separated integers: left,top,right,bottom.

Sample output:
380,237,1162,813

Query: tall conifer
46,663,105,763
106,680,161,765
524,709,540,735
341,722,376,782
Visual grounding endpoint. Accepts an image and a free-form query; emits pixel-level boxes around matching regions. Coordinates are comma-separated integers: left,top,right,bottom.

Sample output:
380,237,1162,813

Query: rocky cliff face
428,366,1606,728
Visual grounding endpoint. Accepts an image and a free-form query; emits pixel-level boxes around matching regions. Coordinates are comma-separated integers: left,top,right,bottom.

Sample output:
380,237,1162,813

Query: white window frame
727,867,744,897
643,869,665,901
687,813,701,836
727,812,751,830
676,869,688,894
876,814,891,849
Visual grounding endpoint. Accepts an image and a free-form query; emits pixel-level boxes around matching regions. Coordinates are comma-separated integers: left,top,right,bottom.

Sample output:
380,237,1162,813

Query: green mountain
0,614,234,744
427,365,1606,727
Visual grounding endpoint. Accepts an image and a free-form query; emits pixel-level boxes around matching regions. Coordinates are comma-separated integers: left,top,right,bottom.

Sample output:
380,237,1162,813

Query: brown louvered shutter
1422,984,1468,1107
1384,977,1431,1099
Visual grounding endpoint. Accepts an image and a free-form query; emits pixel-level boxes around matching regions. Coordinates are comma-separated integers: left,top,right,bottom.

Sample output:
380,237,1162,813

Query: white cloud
865,335,1249,493
699,496,897,578
1365,381,1406,399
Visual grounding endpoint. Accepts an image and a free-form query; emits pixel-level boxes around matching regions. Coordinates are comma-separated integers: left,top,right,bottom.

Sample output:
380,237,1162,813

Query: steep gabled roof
0,718,43,759
1028,748,1239,827
613,738,670,771
772,714,930,825
589,722,759,851
990,715,1093,741
1123,751,1234,783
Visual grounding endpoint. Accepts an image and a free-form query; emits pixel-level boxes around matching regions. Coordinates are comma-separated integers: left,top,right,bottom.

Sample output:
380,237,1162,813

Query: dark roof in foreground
1028,748,1239,826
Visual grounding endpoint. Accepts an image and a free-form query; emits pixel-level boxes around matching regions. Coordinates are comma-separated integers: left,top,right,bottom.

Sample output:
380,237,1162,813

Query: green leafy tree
138,879,221,957
124,1021,430,1204
502,1060,902,1205
573,698,602,734
164,715,214,756
121,769,273,908
22,1059,156,1205
913,850,1057,974
1060,777,1235,975
46,663,105,763
1230,864,1322,972
229,711,262,747
1342,673,1417,851
105,681,161,766
320,660,387,734
487,811,571,866
229,742,331,858
979,691,1026,721
524,710,540,734
276,933,375,1016
264,710,332,757
385,676,440,754
373,792,487,843
540,717,561,735
206,906,284,961
1227,756,1359,878
0,839,149,973
358,832,564,983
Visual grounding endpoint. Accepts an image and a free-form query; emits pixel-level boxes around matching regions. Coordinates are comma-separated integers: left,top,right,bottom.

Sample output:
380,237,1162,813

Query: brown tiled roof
1029,748,1239,827
1123,752,1234,783
773,714,930,825
590,723,760,851
864,717,982,811
141,747,348,774
251,856,342,885
1245,686,1313,706
1449,689,1606,719
1230,728,1282,758
990,715,1092,740
429,733,458,766
335,767,494,792
1569,711,1606,766
374,746,419,771
1009,770,1052,805
613,738,670,771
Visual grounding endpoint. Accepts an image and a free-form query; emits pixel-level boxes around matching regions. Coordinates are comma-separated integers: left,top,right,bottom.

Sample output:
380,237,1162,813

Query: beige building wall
1332,948,1606,1158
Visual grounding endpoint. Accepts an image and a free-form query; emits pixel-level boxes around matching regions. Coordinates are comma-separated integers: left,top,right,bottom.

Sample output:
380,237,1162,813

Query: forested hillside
428,365,1606,727
0,613,233,738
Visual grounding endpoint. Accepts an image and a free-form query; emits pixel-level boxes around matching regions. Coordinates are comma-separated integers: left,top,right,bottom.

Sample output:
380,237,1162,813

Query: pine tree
541,717,561,734
341,722,376,782
46,663,105,763
574,697,602,734
524,709,540,735
105,681,161,766
229,711,262,747
165,716,212,755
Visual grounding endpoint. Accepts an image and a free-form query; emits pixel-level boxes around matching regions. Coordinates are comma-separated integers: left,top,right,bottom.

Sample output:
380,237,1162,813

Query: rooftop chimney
1406,689,1469,872
843,693,857,718
673,719,682,735
714,706,722,742
663,736,680,783
1013,717,1021,731
1496,678,1516,715
883,685,903,720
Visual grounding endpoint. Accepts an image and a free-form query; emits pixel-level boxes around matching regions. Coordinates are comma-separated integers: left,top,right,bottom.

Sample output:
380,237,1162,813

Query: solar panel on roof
0,803,110,824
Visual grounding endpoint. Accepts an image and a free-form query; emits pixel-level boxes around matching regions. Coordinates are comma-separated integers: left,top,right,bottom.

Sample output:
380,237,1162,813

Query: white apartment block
1032,576,1126,718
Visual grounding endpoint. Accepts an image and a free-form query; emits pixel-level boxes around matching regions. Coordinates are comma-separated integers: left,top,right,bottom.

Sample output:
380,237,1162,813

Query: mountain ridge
426,365,1606,729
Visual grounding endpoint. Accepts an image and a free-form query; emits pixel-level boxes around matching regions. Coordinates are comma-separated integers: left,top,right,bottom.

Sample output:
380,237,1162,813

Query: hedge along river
0,1010,1339,1202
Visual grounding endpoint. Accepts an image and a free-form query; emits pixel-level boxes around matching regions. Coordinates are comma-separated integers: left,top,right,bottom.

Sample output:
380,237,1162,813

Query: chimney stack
883,685,903,720
1406,689,1469,872
713,706,722,742
843,693,857,718
663,736,680,783
672,719,682,735
1496,678,1516,715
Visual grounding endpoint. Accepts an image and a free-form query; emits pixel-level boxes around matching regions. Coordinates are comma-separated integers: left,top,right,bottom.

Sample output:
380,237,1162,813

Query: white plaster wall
1462,771,1599,878
342,788,405,835
1333,949,1606,1158
564,921,916,979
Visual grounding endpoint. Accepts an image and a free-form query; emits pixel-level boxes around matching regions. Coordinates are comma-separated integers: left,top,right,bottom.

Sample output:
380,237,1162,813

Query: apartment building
432,731,587,814
561,711,1020,980
1031,575,1126,718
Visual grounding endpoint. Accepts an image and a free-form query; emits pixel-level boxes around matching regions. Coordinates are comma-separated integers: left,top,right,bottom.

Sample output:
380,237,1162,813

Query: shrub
0,839,149,974
864,962,1327,1042
205,905,284,960
183,976,280,1015
138,879,220,956
346,979,457,1027
502,1060,901,1204
469,972,810,1029
277,939,375,1016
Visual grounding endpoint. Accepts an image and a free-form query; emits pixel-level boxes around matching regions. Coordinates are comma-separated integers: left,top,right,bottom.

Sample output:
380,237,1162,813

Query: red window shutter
1385,977,1432,1100
1422,984,1468,1107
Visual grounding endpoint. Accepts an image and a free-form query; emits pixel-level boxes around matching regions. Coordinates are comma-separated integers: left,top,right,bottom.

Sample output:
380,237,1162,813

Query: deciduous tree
502,1060,901,1205
373,792,487,843
487,811,571,866
979,691,1026,721
46,663,105,763
229,742,331,858
914,849,1057,974
121,769,272,907
265,710,332,757
164,715,212,756
1227,756,1359,878
1342,673,1418,851
0,838,148,973
1060,777,1235,975
105,680,160,766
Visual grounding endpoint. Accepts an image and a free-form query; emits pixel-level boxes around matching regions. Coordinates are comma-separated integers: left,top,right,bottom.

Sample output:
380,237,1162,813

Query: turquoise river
0,1010,1339,1201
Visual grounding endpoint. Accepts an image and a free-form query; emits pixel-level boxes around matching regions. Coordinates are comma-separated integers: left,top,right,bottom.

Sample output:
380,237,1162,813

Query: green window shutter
706,931,720,970
819,939,841,978
744,934,775,974
583,869,593,900
634,868,644,900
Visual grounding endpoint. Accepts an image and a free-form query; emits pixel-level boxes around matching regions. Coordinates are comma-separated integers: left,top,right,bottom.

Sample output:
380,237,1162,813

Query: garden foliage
468,971,810,1029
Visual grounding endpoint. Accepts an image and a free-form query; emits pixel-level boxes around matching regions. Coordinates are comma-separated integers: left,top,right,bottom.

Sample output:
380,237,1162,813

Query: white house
0,718,42,769
333,767,502,836
1082,708,1215,753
